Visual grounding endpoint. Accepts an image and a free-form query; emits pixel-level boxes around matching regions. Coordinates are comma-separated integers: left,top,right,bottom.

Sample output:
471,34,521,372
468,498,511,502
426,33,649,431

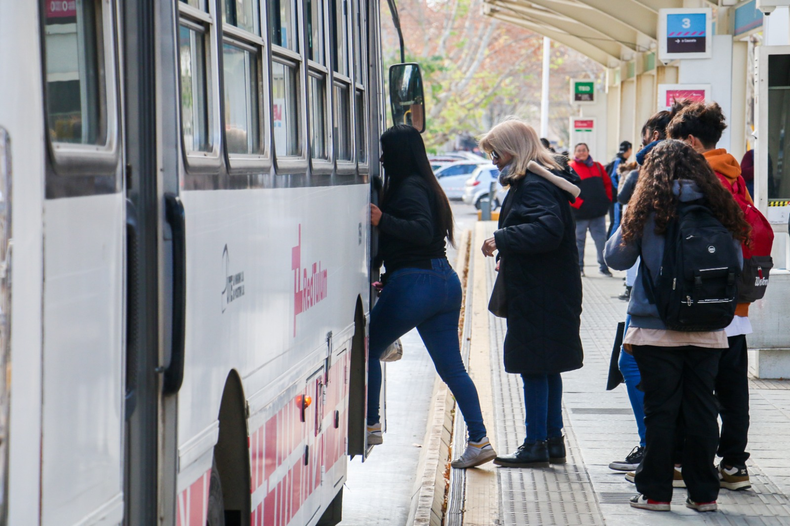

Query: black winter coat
493,172,584,375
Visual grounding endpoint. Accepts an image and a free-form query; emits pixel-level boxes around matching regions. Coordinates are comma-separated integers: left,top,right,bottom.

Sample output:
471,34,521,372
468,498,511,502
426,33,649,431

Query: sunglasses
489,151,500,161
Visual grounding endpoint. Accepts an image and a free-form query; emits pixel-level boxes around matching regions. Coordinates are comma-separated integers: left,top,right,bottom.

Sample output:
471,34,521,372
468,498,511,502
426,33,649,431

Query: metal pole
540,37,550,138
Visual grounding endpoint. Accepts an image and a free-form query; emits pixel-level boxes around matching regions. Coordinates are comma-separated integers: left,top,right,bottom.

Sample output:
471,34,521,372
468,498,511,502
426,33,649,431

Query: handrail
163,194,186,395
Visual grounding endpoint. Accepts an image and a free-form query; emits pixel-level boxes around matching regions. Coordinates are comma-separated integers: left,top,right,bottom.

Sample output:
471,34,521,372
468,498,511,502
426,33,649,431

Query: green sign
573,81,594,103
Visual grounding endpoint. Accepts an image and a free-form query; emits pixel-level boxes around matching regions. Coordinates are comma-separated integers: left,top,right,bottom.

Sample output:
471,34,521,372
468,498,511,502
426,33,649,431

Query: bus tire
316,487,343,526
207,459,226,526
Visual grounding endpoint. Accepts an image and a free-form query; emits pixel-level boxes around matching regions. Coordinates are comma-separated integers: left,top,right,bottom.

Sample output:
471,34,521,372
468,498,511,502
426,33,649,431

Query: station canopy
482,0,718,68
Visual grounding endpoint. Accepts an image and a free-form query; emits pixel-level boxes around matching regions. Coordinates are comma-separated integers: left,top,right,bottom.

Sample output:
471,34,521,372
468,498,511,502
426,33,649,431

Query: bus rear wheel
207,459,225,526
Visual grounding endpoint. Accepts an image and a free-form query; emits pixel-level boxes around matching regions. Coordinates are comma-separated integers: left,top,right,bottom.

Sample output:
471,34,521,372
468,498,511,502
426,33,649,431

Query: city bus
0,1,423,524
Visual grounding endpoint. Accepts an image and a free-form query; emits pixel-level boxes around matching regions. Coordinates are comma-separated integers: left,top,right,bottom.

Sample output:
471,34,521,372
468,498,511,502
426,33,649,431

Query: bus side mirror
389,63,426,133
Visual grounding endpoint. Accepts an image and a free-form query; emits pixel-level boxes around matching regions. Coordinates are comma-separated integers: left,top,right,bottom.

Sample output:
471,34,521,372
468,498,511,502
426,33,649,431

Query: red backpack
719,174,774,302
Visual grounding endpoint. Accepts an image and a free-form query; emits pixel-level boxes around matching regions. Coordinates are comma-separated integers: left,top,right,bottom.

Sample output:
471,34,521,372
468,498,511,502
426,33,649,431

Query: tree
381,0,604,152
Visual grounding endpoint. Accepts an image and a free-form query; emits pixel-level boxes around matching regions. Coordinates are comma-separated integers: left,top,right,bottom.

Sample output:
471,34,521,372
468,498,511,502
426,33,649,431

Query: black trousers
717,335,750,467
632,345,721,503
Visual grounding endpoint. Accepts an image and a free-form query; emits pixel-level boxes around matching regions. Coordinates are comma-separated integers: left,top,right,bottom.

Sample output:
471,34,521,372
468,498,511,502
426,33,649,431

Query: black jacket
377,175,446,273
493,172,584,375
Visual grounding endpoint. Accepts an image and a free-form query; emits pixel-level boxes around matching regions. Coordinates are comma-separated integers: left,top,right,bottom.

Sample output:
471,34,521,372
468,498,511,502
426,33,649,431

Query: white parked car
435,161,485,199
463,165,503,209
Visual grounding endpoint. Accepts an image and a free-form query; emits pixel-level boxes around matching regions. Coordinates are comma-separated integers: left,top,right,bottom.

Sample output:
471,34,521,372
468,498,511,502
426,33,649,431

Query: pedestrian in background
605,140,749,513
540,137,556,153
368,124,496,469
740,149,755,198
606,141,632,237
607,109,671,474
569,143,613,277
478,119,584,467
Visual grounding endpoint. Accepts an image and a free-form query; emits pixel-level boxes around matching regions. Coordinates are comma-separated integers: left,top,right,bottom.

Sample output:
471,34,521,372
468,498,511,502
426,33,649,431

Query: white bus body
0,0,390,524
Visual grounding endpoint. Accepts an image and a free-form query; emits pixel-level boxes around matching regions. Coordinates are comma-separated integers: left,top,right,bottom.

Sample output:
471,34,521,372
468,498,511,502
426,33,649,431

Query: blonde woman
479,119,584,467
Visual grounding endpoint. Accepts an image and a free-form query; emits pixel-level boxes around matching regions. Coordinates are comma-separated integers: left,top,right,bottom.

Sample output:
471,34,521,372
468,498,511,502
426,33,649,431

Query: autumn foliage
381,0,604,151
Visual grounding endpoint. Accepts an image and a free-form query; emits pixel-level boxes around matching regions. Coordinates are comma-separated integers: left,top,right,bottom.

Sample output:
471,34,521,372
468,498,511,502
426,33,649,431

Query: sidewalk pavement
450,221,790,525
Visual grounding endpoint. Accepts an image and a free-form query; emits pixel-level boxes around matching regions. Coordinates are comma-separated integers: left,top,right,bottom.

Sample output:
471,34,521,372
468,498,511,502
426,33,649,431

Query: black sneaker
547,435,566,464
599,268,613,277
609,446,644,472
493,440,550,468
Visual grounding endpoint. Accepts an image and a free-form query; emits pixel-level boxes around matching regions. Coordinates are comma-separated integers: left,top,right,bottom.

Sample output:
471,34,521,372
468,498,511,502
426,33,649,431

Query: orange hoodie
703,148,750,317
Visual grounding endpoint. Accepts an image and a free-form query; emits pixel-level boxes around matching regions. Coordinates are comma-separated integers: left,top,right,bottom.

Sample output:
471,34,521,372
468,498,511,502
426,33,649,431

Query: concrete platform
440,222,790,525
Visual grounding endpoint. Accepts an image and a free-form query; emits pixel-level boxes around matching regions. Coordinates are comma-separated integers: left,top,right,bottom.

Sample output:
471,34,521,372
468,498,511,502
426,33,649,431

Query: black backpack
641,202,741,332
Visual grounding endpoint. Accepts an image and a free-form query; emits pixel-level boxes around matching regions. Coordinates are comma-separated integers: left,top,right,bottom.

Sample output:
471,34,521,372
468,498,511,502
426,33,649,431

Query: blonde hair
479,118,561,180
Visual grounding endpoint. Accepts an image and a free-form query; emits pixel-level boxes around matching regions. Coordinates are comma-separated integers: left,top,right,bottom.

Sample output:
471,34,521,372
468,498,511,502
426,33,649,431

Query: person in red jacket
569,143,613,277
667,101,759,492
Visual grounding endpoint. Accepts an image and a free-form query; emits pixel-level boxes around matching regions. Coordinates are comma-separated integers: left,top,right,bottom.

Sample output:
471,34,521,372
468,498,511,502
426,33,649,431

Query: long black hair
380,125,454,244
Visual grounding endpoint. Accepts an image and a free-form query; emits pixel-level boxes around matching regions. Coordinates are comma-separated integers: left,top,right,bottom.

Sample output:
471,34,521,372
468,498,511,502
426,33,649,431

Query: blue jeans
575,215,609,272
367,258,487,441
521,373,564,442
619,314,646,447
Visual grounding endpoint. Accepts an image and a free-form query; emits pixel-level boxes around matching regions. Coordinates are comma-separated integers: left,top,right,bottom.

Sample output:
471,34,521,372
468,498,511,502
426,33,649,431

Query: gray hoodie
604,179,742,330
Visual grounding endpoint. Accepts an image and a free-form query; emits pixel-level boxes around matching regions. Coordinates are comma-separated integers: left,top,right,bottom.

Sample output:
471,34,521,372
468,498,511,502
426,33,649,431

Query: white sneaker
367,423,383,446
451,437,497,469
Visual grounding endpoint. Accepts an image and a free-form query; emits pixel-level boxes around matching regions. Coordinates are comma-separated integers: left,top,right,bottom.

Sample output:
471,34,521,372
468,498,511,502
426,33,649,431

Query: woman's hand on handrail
370,204,382,227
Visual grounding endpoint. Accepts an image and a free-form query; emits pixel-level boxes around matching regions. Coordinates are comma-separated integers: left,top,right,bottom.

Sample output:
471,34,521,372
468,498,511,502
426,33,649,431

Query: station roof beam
483,0,720,66
483,4,622,67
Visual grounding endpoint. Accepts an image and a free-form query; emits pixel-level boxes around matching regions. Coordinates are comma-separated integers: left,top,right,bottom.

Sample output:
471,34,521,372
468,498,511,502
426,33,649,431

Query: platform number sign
571,80,595,105
659,8,712,61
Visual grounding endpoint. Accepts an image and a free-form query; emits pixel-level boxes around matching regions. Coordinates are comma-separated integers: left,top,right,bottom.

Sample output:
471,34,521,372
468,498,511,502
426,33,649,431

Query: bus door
38,0,126,524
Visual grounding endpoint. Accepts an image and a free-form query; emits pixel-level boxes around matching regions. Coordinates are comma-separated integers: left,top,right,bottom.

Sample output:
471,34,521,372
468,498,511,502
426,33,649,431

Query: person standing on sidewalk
667,101,762,491
605,141,632,238
367,125,496,469
605,140,749,513
478,119,584,468
569,143,613,277
607,110,672,473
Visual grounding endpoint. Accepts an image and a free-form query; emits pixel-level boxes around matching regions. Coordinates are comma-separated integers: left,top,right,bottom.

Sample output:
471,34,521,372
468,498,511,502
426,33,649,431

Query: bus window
353,0,365,85
331,0,348,76
334,83,351,160
309,75,328,159
179,23,211,152
356,89,366,163
307,0,325,65
223,42,260,155
180,0,204,9
270,0,298,52
44,0,105,145
223,0,257,34
272,61,301,157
